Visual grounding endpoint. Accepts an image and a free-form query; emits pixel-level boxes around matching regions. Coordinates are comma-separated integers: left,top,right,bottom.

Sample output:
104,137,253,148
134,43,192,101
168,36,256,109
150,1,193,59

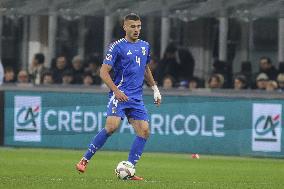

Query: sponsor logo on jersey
127,50,132,55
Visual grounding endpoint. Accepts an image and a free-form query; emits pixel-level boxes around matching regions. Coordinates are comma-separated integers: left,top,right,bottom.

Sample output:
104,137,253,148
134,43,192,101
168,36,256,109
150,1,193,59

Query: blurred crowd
150,44,284,92
157,55,284,92
2,53,103,87
2,43,284,92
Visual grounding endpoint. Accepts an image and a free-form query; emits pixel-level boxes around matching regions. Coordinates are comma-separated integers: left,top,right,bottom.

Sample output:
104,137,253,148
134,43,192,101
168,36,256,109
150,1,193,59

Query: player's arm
100,64,128,102
144,65,161,106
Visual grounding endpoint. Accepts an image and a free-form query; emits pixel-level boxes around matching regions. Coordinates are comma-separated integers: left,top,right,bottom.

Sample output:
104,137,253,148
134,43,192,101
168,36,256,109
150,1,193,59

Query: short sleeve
103,44,119,67
146,44,151,64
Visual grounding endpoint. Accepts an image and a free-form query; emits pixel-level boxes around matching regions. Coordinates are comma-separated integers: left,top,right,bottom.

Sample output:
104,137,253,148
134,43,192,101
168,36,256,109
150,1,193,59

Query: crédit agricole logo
14,96,41,142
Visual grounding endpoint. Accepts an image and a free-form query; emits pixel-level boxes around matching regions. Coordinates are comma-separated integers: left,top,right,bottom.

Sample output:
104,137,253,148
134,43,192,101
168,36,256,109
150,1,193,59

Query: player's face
123,20,141,42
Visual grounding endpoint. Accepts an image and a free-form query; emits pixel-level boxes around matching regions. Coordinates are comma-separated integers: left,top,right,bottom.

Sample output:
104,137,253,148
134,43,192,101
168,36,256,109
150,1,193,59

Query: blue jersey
103,38,151,100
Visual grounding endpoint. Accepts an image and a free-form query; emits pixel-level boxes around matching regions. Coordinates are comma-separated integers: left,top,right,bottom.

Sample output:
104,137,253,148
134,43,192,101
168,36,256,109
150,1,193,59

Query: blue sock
84,128,109,160
128,136,147,166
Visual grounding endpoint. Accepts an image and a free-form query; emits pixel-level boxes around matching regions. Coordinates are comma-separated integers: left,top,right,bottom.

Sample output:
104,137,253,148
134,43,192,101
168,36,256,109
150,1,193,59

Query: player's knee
140,127,150,139
105,125,118,135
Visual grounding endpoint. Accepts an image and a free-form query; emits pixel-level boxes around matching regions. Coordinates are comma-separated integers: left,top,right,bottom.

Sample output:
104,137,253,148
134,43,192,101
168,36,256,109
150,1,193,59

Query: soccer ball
115,161,135,180
191,153,200,159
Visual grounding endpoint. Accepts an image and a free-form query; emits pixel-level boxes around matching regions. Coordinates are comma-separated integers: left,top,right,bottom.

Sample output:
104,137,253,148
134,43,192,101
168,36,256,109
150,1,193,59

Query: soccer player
76,13,162,180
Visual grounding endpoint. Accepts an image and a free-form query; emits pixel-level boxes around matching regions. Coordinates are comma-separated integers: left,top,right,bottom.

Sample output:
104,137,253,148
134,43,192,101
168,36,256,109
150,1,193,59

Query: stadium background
0,0,284,189
0,1,284,188
1,0,284,82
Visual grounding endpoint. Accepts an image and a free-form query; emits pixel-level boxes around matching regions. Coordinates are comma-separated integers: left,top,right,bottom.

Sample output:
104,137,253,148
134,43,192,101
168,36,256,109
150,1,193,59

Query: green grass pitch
0,147,284,189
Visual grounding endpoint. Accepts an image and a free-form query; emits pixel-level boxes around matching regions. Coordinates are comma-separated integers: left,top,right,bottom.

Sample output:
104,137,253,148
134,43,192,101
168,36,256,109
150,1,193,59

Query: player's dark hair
124,13,140,22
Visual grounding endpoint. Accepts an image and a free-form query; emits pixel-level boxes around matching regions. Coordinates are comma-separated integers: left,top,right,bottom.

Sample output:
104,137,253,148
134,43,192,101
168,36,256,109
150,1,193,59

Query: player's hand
114,89,128,102
152,85,162,107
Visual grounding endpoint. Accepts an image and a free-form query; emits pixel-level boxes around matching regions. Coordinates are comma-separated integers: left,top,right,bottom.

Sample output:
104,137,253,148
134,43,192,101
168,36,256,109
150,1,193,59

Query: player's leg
76,96,125,173
128,118,149,165
124,99,149,180
76,116,121,173
76,95,125,173
127,118,149,180
126,99,150,166
84,116,121,160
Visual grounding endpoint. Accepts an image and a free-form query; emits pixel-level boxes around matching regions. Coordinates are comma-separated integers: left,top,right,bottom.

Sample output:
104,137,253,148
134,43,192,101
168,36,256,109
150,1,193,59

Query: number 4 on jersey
135,56,141,66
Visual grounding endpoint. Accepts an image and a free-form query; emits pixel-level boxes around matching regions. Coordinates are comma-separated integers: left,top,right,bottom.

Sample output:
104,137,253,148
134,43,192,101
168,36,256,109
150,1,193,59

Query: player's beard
132,32,139,41
126,31,139,42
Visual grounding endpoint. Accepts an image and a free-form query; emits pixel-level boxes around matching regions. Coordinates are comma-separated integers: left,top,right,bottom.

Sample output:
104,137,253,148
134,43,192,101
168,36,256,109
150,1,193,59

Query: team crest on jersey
106,54,112,61
141,47,146,55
